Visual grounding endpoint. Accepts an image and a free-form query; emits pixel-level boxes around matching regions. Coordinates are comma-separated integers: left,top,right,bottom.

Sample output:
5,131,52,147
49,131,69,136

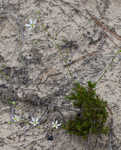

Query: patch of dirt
0,0,121,149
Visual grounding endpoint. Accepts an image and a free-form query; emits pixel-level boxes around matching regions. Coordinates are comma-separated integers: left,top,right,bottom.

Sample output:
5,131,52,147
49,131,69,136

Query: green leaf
64,81,109,139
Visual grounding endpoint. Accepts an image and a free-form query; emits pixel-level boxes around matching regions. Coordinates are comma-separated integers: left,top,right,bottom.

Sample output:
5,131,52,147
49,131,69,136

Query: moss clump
63,81,109,139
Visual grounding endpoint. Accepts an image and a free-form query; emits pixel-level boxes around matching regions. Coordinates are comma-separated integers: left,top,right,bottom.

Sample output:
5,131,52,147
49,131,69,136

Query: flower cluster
10,115,62,130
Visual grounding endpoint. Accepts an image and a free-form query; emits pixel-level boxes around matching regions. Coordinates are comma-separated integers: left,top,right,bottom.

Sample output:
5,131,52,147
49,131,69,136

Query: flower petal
33,19,37,24
36,118,39,122
29,19,33,24
32,117,35,122
55,120,58,124
25,24,31,27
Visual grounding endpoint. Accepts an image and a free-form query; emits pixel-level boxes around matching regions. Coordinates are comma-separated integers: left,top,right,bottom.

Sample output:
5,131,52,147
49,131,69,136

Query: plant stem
41,23,73,80
96,49,121,84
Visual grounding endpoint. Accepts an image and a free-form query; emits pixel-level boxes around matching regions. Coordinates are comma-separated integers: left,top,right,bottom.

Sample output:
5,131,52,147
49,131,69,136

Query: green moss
63,81,109,139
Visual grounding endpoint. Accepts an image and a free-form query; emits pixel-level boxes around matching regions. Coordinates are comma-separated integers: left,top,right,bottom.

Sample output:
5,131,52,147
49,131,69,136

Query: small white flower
25,19,37,30
11,115,20,122
30,117,39,126
52,120,61,129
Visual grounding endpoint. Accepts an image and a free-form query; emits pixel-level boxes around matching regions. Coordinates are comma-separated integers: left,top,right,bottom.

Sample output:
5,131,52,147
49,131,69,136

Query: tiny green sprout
8,100,16,105
36,10,41,14
12,101,16,105
8,121,12,124
41,23,48,31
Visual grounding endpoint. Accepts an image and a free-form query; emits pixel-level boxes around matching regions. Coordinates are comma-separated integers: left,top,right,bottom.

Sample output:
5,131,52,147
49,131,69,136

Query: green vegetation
63,81,109,139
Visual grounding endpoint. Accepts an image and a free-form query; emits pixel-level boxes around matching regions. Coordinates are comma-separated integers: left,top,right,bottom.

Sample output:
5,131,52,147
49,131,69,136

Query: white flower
11,115,20,122
25,19,37,30
30,117,39,126
52,120,61,129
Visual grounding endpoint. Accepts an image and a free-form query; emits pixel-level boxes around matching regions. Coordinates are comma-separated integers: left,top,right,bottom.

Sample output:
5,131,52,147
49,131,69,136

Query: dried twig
108,118,113,150
64,51,97,67
86,9,121,42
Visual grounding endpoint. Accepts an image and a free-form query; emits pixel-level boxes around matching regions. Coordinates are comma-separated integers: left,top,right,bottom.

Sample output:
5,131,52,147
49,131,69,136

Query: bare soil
0,0,121,149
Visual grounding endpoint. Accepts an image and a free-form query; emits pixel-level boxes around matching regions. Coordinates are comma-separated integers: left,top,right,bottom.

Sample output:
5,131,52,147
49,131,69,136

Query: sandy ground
0,0,121,149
